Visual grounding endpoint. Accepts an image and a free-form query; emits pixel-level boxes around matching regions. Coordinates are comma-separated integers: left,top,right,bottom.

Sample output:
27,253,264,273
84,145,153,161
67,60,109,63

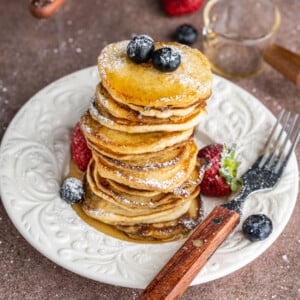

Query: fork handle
138,206,240,300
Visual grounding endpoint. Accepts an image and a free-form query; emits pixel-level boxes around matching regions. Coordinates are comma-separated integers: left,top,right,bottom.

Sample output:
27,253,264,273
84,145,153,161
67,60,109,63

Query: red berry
162,0,205,16
200,173,231,197
198,143,223,171
198,144,240,197
71,123,92,171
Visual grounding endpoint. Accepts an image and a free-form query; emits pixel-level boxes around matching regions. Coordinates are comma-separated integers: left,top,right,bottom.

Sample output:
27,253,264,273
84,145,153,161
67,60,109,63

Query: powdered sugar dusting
185,165,206,186
155,47,180,65
98,92,108,106
127,35,154,59
89,103,114,125
180,217,198,230
82,124,92,134
98,42,127,77
105,156,180,171
173,187,190,197
115,194,155,207
60,178,83,204
127,171,185,190
87,207,114,217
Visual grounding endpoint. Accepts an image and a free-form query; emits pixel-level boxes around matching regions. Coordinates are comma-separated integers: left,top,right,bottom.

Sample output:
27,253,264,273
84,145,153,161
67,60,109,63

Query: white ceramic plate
0,67,298,288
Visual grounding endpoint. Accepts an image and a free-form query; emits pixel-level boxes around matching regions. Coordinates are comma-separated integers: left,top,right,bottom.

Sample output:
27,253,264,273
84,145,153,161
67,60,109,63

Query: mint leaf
219,144,241,192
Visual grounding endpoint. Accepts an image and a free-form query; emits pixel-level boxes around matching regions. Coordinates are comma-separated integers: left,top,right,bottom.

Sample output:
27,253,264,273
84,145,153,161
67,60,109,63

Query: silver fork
222,109,300,214
139,110,300,300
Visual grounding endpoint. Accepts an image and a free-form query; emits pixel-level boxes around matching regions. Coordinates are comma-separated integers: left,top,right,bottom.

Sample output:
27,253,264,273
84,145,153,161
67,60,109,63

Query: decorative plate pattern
0,67,298,288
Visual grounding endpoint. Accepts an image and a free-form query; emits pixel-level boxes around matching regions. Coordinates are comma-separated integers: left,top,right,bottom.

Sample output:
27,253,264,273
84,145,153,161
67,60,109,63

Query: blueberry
152,47,181,72
242,214,273,242
127,35,154,64
60,177,84,204
174,24,198,46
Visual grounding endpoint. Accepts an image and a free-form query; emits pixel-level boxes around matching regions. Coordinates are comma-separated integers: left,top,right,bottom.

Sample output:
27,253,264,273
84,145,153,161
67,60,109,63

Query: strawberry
71,122,92,171
162,0,205,16
198,144,240,197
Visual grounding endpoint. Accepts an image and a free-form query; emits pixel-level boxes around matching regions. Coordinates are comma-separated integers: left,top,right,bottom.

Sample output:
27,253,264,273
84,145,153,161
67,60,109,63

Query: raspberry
71,122,92,171
200,172,231,197
162,0,205,16
198,144,240,197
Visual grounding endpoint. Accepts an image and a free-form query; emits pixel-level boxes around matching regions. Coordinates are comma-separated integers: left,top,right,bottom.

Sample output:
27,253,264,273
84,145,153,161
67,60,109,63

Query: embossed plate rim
0,66,298,288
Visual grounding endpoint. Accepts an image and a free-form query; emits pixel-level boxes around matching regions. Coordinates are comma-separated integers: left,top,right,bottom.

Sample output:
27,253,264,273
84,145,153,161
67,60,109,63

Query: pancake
97,140,189,172
95,82,207,121
107,179,161,197
89,101,205,133
80,111,193,155
127,101,203,118
115,196,202,241
82,158,203,241
86,159,202,210
86,138,191,162
92,139,198,192
82,182,192,225
98,41,212,108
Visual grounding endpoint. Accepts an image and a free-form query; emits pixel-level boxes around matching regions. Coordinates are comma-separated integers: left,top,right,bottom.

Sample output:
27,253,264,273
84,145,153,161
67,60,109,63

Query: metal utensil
139,110,299,300
223,110,299,214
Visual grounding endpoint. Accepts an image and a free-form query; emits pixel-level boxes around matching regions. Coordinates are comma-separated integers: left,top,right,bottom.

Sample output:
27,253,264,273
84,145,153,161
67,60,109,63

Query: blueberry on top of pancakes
152,47,181,72
127,35,154,64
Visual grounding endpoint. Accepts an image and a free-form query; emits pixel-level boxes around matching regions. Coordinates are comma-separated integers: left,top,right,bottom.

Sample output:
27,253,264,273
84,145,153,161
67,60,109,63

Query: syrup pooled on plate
68,160,171,244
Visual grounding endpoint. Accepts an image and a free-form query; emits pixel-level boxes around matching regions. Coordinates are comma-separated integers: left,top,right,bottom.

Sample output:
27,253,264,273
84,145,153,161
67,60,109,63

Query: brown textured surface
0,1,299,299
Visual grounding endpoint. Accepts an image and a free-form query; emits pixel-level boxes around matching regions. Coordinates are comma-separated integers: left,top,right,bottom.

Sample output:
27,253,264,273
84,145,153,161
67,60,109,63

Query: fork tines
259,109,300,174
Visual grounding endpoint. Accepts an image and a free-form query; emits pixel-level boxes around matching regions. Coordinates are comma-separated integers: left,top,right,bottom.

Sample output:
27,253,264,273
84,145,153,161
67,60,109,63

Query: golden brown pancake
126,101,203,119
98,41,212,108
95,82,207,121
92,139,198,192
89,100,205,133
82,182,192,225
115,196,202,241
85,159,203,210
82,180,202,241
80,111,193,155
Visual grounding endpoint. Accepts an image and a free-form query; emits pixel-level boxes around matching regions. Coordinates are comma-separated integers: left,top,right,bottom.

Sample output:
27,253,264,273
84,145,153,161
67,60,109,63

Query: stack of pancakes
80,41,212,241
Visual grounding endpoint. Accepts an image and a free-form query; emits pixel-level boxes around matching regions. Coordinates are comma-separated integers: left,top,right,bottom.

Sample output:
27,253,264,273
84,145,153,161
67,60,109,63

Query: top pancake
98,41,212,108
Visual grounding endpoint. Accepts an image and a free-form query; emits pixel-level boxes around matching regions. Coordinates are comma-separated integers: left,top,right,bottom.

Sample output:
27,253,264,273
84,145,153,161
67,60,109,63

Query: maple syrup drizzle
67,160,162,244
